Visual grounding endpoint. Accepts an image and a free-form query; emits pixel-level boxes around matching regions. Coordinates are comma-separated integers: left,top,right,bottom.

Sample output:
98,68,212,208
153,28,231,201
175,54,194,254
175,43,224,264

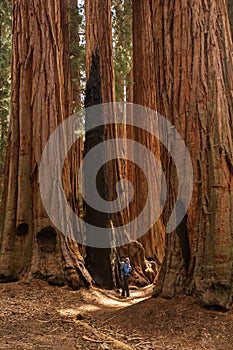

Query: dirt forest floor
0,281,233,350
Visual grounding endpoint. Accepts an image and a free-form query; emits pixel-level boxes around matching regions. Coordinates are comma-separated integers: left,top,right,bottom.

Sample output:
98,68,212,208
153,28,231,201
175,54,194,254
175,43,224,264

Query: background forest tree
228,0,233,38
0,0,11,197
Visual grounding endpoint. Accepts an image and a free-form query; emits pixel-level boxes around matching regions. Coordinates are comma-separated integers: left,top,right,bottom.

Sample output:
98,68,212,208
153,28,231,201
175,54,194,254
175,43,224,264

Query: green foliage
0,0,11,190
112,0,132,101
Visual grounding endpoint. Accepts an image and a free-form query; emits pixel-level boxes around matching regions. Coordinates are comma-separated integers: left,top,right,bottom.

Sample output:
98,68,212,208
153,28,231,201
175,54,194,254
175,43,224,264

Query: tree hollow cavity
37,227,57,253
16,223,29,236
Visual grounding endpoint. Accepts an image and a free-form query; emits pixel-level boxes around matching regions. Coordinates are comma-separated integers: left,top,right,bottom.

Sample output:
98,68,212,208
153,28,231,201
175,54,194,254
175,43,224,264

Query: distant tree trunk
228,0,233,38
113,0,125,102
125,0,133,103
84,0,117,288
153,0,233,309
132,0,165,264
126,68,133,103
112,0,133,103
0,0,11,199
70,0,83,111
68,0,85,259
0,0,91,289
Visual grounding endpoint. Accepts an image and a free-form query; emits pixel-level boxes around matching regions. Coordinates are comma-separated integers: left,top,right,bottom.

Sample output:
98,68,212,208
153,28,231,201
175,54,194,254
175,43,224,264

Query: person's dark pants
121,275,130,297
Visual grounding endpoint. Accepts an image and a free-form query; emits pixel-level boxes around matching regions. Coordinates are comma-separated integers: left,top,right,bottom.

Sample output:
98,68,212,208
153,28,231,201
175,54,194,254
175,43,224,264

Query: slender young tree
0,0,91,288
153,0,233,309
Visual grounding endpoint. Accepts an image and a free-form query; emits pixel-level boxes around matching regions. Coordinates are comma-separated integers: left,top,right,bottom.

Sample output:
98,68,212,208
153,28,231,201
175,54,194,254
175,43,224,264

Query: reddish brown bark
126,68,133,103
132,0,165,265
0,0,91,288
153,0,233,309
84,0,118,288
85,0,115,103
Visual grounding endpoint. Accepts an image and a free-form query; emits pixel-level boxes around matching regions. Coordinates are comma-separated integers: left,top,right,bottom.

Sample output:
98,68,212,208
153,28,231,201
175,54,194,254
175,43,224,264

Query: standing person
119,258,125,279
121,257,132,298
118,258,125,292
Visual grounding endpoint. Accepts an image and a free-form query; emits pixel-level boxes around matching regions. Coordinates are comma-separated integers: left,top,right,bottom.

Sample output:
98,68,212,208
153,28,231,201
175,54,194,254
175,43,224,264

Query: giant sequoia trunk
132,0,165,265
153,0,233,309
0,0,91,288
84,0,159,288
84,0,117,288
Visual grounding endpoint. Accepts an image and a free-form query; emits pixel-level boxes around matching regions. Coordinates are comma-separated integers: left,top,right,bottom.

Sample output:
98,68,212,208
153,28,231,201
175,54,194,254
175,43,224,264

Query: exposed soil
0,281,233,349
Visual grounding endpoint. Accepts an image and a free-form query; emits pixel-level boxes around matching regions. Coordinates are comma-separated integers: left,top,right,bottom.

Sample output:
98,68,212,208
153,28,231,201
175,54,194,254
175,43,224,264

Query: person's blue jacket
123,262,131,276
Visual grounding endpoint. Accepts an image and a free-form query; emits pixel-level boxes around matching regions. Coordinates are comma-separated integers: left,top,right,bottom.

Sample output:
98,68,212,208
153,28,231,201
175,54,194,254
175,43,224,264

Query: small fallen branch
82,335,110,343
101,315,116,326
75,319,136,350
